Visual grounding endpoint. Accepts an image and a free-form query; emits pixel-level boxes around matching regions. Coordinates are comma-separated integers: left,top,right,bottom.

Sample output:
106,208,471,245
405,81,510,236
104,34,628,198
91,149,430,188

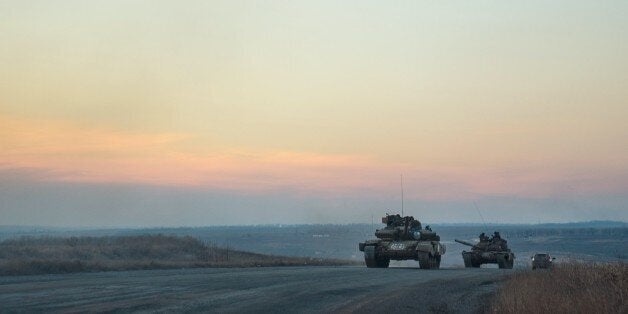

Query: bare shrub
489,262,627,314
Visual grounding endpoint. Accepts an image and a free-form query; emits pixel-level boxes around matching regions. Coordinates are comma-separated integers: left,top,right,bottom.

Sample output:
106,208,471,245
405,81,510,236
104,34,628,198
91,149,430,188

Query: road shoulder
337,271,507,314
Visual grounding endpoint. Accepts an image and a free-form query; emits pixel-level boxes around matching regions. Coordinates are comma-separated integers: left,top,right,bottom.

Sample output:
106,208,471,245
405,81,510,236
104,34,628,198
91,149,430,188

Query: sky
1,1,627,227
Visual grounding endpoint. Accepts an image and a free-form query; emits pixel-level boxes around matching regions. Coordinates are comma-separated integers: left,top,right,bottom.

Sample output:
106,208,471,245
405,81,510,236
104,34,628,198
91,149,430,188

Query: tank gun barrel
454,239,476,247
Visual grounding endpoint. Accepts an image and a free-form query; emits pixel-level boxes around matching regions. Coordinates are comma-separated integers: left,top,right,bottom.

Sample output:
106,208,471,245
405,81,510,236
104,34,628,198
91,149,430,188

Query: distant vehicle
455,232,515,269
358,214,446,269
531,253,555,270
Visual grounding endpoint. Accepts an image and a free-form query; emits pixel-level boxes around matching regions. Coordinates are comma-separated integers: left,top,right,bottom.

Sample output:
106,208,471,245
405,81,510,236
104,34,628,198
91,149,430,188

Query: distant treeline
504,227,628,238
1,223,625,262
0,234,356,276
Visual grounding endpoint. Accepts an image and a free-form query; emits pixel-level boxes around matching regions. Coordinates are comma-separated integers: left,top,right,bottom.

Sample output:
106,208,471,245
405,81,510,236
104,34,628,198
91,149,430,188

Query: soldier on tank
490,231,508,250
479,232,489,242
385,216,393,227
395,214,403,225
455,231,515,269
410,219,422,230
384,212,400,227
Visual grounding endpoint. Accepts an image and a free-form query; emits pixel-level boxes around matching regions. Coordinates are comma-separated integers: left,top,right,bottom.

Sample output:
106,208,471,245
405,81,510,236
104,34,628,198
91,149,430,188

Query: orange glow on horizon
2,115,625,200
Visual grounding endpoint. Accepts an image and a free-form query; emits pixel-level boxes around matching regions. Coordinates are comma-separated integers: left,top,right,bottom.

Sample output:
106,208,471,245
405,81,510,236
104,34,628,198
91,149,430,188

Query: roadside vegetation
0,235,357,276
489,262,627,314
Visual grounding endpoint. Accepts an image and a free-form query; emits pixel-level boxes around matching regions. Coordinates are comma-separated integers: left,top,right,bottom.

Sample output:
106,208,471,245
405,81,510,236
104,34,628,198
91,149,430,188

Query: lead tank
455,232,514,269
358,214,446,269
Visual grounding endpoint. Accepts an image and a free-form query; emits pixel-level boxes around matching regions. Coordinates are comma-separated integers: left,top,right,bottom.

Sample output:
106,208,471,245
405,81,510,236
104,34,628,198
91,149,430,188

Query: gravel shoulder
0,266,509,313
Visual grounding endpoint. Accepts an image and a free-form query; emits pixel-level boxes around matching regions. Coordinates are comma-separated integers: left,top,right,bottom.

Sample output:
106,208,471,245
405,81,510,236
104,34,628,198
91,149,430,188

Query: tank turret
456,232,515,269
358,213,445,269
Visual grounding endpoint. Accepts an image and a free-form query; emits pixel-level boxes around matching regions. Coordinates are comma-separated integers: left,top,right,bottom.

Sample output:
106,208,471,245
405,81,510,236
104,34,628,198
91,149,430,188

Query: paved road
0,266,508,313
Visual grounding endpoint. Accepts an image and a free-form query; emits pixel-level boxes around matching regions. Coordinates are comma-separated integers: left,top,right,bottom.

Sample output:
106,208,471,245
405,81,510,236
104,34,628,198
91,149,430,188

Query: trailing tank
455,232,514,269
358,214,445,269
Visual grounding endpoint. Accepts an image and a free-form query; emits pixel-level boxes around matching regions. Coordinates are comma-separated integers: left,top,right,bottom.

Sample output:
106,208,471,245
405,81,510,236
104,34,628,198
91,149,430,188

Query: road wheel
429,255,441,269
497,260,506,269
364,246,377,268
506,259,514,269
419,253,439,269
463,255,472,268
418,252,430,269
434,255,441,269
497,256,506,269
497,255,511,269
365,246,389,268
376,258,390,268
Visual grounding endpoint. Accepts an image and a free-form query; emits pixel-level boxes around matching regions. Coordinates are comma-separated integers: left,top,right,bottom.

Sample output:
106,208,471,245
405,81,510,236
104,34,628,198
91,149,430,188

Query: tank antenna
474,201,488,231
401,174,404,217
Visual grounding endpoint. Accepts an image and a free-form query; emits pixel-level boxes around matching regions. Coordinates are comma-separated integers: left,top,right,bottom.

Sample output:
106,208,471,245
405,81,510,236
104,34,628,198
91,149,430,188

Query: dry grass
0,235,357,276
489,262,627,314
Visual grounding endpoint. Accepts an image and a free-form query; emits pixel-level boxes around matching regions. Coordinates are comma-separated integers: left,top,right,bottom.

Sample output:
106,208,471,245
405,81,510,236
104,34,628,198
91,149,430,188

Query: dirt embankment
0,235,357,276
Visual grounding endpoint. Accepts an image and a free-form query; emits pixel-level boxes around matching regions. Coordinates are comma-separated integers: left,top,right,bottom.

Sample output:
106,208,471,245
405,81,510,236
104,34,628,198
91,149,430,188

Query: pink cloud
0,115,393,195
1,115,626,200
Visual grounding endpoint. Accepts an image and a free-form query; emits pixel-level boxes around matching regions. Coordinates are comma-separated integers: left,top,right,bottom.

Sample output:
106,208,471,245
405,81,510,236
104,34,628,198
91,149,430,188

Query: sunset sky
1,1,627,226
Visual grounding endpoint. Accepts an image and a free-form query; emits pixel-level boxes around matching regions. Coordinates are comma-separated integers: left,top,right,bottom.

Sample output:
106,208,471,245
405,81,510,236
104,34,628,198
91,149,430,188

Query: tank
455,232,515,269
358,213,446,269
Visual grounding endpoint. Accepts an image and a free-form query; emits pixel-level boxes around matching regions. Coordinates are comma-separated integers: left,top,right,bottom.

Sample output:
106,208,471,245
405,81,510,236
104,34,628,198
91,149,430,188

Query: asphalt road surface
0,266,509,313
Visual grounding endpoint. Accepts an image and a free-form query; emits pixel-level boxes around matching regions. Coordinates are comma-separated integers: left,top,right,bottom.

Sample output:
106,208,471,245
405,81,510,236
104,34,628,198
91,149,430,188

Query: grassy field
2,223,625,266
0,234,357,276
489,262,627,313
